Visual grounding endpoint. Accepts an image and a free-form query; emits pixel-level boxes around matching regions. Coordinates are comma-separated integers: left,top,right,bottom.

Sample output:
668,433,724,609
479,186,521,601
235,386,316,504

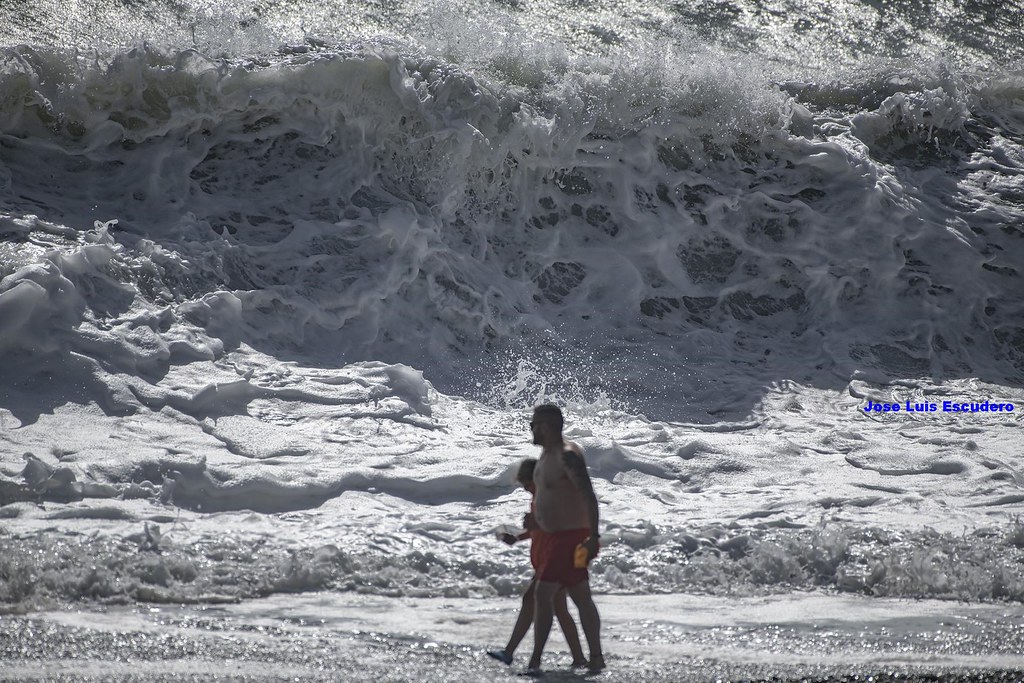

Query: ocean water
1,0,1024,639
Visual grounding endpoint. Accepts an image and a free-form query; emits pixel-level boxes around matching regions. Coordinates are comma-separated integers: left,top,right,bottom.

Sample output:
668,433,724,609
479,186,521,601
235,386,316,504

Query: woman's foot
487,649,513,665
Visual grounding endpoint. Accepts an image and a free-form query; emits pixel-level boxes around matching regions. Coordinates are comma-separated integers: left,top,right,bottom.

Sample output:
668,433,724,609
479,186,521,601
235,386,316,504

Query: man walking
524,404,604,676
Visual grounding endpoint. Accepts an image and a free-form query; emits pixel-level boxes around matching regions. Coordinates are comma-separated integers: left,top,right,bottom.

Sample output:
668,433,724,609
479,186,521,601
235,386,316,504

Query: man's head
531,404,563,445
516,458,537,493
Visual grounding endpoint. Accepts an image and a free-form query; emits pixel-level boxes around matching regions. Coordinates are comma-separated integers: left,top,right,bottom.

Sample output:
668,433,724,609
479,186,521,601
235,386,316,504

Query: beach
3,592,1023,682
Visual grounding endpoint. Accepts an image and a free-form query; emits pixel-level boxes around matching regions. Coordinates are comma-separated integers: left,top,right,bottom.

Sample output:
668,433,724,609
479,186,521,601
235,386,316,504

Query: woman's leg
504,579,537,655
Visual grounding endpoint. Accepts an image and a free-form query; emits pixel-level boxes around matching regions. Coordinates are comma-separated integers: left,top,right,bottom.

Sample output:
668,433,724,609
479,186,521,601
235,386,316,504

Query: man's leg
527,580,560,671
553,587,586,665
504,580,537,655
567,580,604,671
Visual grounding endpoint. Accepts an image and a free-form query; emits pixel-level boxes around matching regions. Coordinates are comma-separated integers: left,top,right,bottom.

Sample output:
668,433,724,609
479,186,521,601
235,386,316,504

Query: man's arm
561,450,599,539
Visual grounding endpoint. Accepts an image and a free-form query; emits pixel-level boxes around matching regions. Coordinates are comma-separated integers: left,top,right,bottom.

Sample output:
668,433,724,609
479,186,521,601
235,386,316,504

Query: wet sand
2,592,1022,682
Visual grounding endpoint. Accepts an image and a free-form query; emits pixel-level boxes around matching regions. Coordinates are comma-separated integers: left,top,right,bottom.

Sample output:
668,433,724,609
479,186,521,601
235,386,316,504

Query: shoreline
2,592,1022,682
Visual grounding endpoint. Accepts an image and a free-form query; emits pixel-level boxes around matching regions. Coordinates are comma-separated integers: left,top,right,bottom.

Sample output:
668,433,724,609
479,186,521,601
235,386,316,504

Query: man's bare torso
533,439,589,532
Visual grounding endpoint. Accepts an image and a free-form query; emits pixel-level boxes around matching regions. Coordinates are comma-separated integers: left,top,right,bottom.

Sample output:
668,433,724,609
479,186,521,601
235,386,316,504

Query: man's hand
584,534,600,561
523,511,539,530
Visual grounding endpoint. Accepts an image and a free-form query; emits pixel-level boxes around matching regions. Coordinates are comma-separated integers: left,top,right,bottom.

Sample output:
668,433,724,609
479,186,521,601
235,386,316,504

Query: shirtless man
524,404,605,676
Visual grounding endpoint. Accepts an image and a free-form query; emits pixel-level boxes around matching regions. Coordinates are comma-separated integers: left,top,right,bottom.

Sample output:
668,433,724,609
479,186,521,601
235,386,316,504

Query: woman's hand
523,512,539,530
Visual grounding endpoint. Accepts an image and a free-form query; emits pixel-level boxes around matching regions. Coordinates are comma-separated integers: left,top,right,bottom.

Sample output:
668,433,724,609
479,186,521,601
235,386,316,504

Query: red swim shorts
536,528,590,587
529,529,547,571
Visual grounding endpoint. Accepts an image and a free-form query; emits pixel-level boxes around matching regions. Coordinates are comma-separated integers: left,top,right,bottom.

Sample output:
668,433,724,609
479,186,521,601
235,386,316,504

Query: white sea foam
1,1,1023,616
2,348,1023,607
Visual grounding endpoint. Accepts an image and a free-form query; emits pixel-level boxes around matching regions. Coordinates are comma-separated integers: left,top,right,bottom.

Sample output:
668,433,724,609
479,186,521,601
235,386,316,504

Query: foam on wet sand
2,593,1023,682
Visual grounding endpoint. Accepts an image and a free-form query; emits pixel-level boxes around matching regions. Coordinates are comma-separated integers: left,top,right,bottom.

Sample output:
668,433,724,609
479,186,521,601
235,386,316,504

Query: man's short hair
516,458,537,484
533,404,564,432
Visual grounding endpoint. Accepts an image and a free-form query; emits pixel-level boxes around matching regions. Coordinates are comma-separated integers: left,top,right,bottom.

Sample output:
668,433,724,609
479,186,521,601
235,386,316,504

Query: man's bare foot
570,658,588,668
586,654,606,673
